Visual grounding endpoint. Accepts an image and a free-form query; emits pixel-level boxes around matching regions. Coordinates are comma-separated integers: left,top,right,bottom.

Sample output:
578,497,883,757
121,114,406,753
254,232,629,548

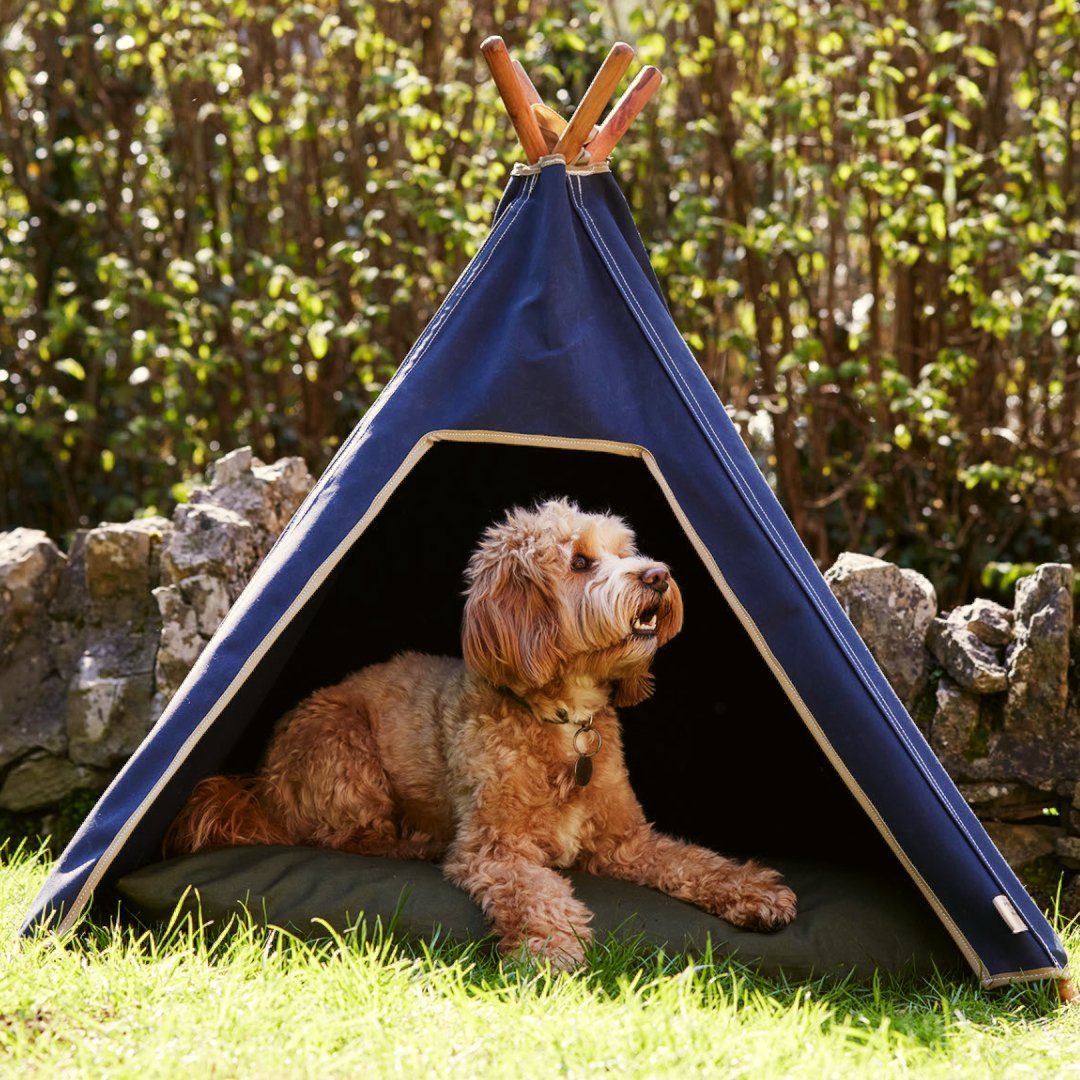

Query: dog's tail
163,775,290,857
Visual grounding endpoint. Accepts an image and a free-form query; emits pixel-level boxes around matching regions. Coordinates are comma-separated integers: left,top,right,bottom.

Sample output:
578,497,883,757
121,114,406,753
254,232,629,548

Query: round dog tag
572,722,601,786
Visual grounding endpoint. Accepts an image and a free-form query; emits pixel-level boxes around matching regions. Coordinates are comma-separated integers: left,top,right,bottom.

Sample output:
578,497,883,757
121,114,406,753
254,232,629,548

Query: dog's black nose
642,566,669,594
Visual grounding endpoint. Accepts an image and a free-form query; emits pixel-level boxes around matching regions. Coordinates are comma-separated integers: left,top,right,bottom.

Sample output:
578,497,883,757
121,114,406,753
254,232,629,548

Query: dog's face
462,499,683,704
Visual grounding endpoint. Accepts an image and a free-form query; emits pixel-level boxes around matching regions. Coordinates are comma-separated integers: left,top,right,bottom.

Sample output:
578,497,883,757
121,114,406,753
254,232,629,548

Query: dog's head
462,498,683,705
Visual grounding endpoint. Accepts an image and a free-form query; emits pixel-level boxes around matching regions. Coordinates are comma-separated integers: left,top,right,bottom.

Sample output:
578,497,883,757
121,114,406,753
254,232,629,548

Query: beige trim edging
982,964,1072,990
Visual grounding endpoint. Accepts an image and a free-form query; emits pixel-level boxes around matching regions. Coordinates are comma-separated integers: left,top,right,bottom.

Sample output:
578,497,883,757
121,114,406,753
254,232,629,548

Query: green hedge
1,0,1077,602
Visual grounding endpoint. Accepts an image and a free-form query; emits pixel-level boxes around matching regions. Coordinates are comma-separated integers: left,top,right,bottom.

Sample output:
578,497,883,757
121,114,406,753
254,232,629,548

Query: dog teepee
23,39,1073,999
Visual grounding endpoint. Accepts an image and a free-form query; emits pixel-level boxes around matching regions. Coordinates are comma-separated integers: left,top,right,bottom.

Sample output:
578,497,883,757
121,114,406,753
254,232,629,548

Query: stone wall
0,448,312,841
1,458,1077,913
826,554,1079,914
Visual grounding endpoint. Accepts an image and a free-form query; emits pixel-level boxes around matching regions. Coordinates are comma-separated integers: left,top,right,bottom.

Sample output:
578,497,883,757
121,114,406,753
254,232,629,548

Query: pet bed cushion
116,846,965,981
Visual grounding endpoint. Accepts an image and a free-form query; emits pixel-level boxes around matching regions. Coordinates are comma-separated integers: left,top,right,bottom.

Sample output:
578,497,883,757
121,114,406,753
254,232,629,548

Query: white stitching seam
569,173,1058,967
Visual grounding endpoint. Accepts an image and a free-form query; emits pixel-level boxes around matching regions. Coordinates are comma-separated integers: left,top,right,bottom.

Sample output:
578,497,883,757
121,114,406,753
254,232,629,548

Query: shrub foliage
1,0,1077,601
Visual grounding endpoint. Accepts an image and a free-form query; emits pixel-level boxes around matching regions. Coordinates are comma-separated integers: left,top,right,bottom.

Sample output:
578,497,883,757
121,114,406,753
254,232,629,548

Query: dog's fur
167,498,796,966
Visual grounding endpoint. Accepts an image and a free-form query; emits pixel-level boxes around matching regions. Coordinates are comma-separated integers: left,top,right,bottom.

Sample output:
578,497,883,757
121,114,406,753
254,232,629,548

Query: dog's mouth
630,605,660,638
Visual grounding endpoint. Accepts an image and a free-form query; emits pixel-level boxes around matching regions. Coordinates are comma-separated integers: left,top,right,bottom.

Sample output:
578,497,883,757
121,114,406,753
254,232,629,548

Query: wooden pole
514,57,561,152
553,42,634,164
512,59,542,106
585,66,663,162
480,36,547,164
1059,977,1079,1006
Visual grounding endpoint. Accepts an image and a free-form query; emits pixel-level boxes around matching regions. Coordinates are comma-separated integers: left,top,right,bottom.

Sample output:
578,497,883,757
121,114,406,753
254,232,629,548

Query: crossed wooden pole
480,36,662,165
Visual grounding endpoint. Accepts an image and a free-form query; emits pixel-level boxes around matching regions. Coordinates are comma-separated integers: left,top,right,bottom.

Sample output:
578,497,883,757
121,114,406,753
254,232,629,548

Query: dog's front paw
720,880,797,932
502,926,591,971
702,865,797,932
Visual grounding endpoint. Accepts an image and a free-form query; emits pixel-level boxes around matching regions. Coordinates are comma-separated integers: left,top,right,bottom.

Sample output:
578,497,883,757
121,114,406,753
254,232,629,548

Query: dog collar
494,683,544,714
492,684,603,785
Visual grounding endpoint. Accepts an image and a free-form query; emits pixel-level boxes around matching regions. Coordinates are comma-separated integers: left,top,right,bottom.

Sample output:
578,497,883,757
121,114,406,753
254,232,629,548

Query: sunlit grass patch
2,846,1077,1078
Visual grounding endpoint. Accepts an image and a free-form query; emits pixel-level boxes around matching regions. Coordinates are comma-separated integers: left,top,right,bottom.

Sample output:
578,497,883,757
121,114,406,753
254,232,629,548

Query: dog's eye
571,554,593,573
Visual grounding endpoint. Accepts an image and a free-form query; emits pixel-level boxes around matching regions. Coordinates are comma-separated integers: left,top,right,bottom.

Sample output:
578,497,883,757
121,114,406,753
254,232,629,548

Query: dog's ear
462,549,562,691
613,666,655,707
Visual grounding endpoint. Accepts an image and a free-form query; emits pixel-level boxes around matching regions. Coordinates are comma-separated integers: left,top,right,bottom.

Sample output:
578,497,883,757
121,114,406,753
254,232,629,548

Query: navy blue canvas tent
22,89,1070,992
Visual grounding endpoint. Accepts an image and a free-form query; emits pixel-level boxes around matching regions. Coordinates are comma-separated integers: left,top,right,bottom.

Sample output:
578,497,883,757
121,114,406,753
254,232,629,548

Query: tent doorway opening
223,434,904,876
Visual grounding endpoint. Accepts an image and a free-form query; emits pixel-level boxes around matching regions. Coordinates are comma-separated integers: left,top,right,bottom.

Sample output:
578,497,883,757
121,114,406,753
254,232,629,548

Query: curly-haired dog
167,498,796,966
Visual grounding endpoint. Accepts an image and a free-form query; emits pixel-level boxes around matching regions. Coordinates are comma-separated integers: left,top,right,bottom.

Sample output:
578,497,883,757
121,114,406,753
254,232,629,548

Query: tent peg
1059,977,1079,1006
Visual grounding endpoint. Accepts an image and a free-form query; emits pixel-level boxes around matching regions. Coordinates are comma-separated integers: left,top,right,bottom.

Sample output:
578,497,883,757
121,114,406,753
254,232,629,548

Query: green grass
1,845,1077,1079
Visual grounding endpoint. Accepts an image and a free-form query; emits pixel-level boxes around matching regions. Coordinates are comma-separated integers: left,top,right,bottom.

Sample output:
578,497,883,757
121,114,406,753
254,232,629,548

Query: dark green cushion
116,846,966,981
